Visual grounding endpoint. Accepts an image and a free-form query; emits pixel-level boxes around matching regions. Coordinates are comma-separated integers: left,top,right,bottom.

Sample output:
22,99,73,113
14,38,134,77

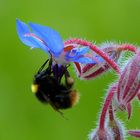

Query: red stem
99,85,116,130
119,44,137,53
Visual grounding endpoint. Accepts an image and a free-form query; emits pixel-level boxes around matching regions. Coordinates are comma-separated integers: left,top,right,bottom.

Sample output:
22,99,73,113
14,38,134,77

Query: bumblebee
31,59,79,114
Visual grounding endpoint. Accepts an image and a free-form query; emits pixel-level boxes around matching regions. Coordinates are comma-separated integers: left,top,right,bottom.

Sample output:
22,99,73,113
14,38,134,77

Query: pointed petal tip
16,19,24,26
16,19,64,56
16,18,20,22
16,19,21,27
126,103,132,120
128,130,140,138
16,19,48,51
28,22,64,55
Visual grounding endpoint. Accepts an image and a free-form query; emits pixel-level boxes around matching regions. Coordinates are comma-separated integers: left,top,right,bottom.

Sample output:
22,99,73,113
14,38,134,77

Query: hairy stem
99,85,116,130
119,44,137,53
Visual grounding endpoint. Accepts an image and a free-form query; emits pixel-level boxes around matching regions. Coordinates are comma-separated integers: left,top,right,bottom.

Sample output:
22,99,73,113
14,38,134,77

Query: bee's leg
37,59,49,74
46,58,53,74
52,63,61,83
53,63,66,83
65,69,74,88
40,89,66,119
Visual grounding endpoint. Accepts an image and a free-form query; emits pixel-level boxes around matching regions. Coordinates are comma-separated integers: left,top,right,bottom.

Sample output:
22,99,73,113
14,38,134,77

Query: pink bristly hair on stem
64,38,120,74
99,85,116,130
118,44,137,53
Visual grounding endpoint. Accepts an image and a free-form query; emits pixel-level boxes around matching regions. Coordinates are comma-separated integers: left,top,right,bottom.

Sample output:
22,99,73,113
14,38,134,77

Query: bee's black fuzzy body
31,59,79,111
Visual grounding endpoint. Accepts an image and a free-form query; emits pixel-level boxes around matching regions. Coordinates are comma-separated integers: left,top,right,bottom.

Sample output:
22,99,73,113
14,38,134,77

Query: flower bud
109,119,125,140
90,128,113,140
117,51,140,116
76,43,121,79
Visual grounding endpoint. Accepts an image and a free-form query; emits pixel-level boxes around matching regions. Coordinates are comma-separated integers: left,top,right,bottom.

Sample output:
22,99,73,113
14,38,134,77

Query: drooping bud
109,119,125,140
90,128,113,140
108,103,125,140
117,51,140,117
70,42,137,80
74,42,121,79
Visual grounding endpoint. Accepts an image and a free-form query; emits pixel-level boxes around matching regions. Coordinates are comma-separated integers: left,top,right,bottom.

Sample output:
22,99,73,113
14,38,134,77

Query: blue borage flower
16,19,129,80
16,19,94,65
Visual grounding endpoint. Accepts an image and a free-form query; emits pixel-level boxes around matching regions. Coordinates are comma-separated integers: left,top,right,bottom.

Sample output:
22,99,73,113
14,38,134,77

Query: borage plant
16,19,140,139
87,44,140,139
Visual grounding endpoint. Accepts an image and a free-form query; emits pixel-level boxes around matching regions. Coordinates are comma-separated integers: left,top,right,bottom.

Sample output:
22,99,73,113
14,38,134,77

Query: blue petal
65,45,109,64
73,57,94,64
66,47,90,59
73,46,90,57
16,19,49,52
94,55,105,63
65,46,94,63
29,22,64,55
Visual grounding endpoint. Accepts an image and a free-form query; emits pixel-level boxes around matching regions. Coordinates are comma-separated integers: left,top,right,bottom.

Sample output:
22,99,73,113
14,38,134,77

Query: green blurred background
1,0,140,139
